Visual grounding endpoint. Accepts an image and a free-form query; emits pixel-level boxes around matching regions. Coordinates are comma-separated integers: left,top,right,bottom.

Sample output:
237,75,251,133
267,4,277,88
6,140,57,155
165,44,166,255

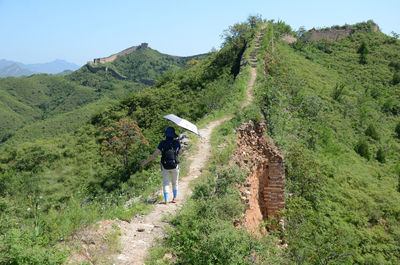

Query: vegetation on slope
0,72,144,143
2,16,399,265
110,47,208,83
149,19,400,265
0,20,250,264
0,44,202,143
256,21,400,264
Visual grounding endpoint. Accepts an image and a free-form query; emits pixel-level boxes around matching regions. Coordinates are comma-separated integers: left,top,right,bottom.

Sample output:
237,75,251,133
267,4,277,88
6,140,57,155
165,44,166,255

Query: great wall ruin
233,121,285,233
282,22,380,43
84,43,150,80
85,63,127,80
85,42,208,82
92,43,149,64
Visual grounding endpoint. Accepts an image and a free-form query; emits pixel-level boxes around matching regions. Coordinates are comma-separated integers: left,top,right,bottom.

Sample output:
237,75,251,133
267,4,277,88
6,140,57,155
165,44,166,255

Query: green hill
71,45,208,85
0,74,143,142
0,22,248,264
0,45,203,143
148,20,400,264
109,46,208,84
253,21,400,264
0,18,399,265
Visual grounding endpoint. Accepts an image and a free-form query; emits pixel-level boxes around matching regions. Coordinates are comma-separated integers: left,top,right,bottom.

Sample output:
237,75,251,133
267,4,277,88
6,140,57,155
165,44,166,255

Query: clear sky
1,0,399,66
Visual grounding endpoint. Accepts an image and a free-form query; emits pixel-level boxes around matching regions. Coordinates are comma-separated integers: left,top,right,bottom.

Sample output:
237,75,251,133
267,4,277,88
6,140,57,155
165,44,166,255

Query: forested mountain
72,45,208,85
0,18,399,264
0,45,204,143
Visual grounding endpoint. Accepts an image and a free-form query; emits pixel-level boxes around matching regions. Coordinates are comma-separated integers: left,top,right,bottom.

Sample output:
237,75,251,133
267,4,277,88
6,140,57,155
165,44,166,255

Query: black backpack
161,141,178,169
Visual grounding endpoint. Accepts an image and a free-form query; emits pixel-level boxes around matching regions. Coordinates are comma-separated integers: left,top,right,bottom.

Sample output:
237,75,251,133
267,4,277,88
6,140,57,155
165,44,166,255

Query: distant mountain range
0,59,80,77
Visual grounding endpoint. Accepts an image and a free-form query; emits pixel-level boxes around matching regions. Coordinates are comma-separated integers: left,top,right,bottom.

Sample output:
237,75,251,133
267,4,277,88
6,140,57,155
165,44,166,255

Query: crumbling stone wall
233,121,285,231
281,34,297,44
85,63,127,80
93,43,149,64
309,27,354,41
308,24,379,42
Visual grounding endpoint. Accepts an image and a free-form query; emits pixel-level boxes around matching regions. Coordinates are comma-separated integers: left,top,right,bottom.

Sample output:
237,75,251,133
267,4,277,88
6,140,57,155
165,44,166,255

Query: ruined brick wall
281,34,297,44
233,121,285,231
85,63,127,80
263,157,285,219
309,27,354,41
308,24,379,42
93,43,149,64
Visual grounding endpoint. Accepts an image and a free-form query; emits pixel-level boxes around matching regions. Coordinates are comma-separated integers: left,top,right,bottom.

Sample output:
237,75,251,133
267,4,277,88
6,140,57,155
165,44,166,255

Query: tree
102,118,148,173
222,22,251,50
396,121,400,139
376,147,386,163
365,124,379,140
332,82,345,102
392,72,400,85
391,31,400,39
355,138,370,160
247,14,262,28
357,41,369,64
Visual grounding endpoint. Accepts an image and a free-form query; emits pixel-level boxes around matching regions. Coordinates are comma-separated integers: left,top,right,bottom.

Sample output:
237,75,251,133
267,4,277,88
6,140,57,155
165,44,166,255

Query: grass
255,22,400,264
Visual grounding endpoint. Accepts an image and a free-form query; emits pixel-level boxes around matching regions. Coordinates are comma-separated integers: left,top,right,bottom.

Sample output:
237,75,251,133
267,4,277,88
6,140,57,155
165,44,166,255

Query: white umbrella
163,114,201,137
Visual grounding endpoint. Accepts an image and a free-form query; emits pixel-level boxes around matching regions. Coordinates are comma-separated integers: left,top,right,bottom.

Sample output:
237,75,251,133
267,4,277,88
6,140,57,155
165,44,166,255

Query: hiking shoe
171,198,178,203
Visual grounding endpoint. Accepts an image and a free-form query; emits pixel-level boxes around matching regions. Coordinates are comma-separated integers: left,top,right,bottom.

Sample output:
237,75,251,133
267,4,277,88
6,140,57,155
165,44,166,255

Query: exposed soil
64,220,119,264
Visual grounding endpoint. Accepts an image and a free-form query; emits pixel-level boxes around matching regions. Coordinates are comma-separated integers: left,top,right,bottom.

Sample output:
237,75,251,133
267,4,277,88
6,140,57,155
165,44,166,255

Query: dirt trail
113,118,230,265
111,31,263,265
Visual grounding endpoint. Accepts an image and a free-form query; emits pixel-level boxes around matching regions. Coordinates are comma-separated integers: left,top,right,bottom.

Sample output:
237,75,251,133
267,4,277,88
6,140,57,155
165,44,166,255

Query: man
140,127,182,205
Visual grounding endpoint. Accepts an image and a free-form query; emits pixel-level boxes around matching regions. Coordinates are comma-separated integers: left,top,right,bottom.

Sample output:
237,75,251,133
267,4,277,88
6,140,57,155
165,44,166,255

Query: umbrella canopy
163,114,201,136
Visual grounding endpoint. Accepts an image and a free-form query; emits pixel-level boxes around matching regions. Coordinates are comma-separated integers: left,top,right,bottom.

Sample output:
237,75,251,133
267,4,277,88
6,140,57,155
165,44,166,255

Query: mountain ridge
0,59,80,77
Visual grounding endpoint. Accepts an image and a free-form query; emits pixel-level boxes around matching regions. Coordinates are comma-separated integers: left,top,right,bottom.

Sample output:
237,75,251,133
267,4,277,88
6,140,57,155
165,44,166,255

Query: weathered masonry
233,121,285,231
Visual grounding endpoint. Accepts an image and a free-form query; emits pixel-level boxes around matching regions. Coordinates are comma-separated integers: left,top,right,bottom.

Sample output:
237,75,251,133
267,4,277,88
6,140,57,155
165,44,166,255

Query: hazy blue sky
1,0,399,65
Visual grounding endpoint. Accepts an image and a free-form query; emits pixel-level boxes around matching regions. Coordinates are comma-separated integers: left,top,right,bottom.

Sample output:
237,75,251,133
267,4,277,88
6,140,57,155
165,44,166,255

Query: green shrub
286,145,324,203
398,175,400,193
365,124,379,140
376,147,386,163
355,139,370,160
357,41,369,64
389,61,400,71
382,98,400,115
392,72,400,85
395,121,400,138
332,82,345,102
0,229,66,264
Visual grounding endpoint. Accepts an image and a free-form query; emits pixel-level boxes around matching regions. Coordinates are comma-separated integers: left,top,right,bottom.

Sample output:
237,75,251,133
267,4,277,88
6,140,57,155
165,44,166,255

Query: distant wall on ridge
93,43,149,64
309,23,379,41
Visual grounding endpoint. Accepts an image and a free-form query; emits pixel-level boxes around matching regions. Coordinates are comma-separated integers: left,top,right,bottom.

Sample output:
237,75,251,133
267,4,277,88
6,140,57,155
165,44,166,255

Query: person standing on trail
140,127,182,205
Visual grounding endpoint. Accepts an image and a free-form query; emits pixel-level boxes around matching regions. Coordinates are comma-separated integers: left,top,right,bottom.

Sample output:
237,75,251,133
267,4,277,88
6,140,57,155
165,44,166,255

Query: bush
382,98,400,115
365,124,379,140
398,175,400,193
357,41,369,65
393,72,400,85
376,147,386,163
355,139,370,160
332,83,345,102
395,121,400,139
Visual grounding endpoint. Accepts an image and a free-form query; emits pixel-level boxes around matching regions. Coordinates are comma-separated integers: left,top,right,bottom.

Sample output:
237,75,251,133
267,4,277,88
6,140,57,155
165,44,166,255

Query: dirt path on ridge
113,117,231,265
111,32,262,265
